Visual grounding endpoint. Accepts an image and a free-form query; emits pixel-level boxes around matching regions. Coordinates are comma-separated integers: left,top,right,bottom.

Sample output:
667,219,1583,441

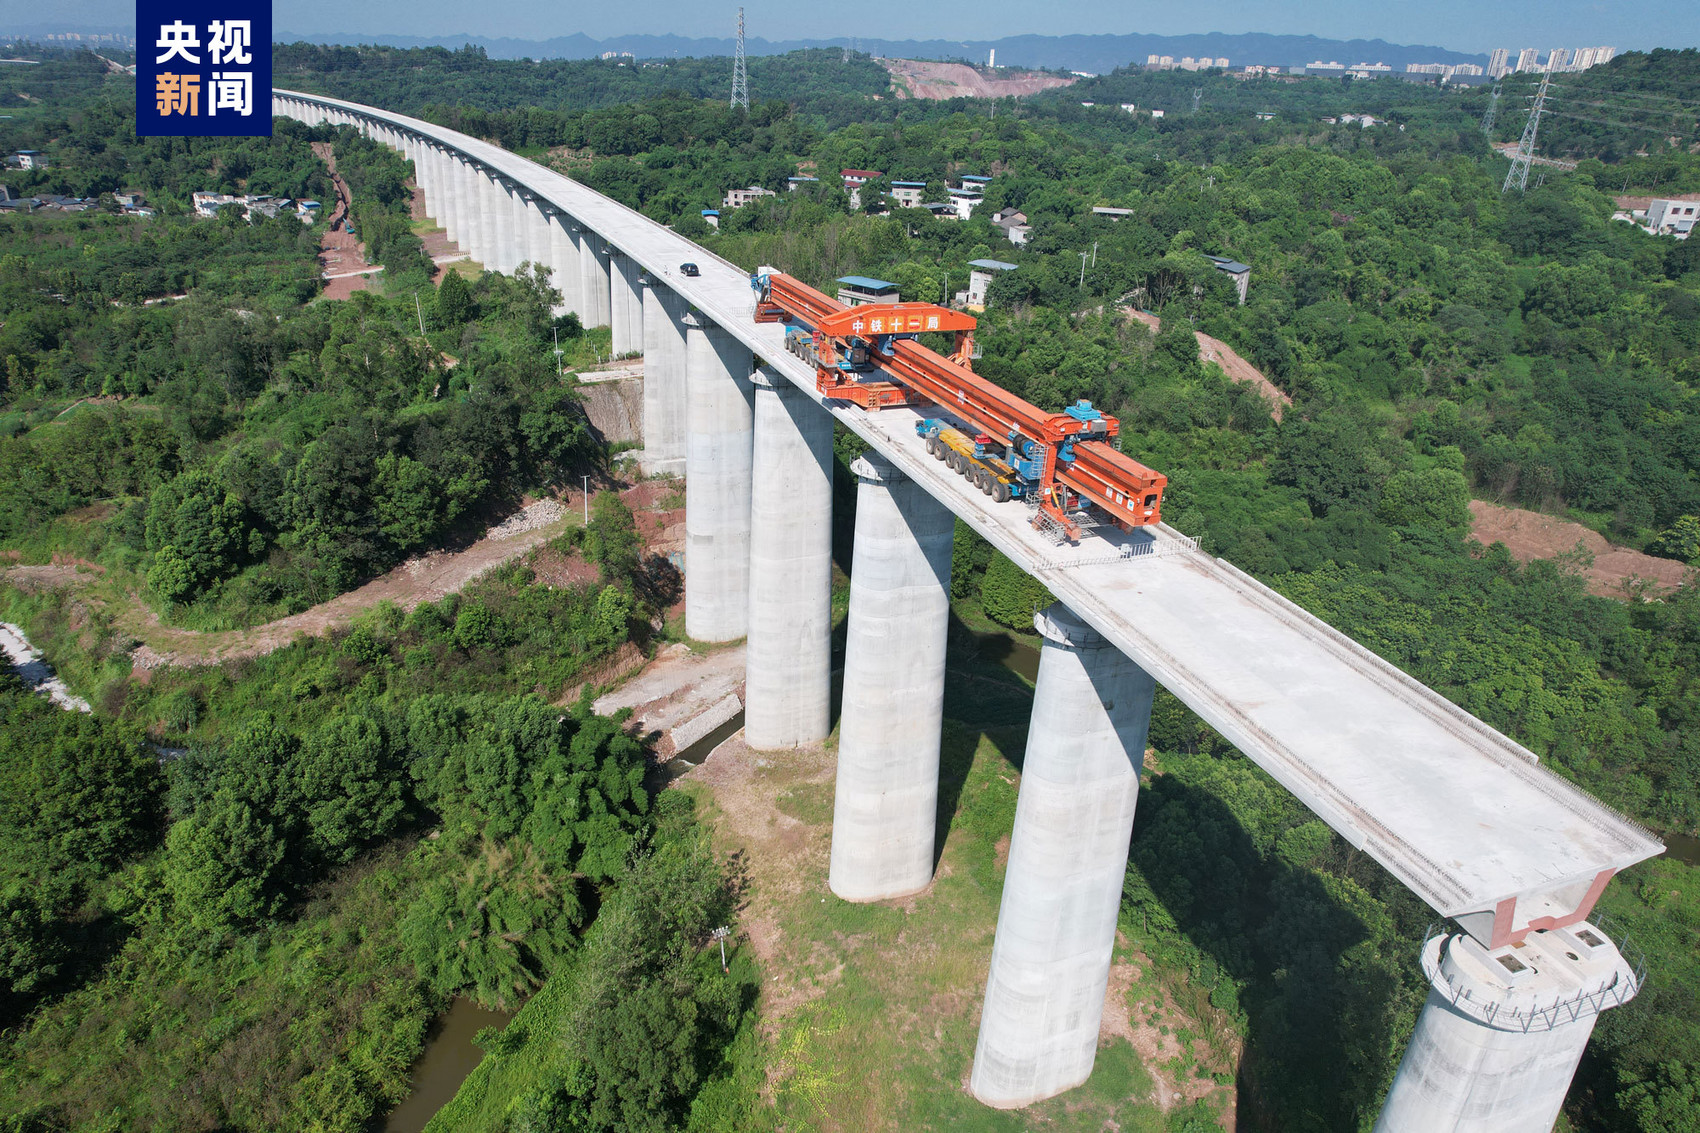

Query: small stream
965,626,1041,683
382,999,515,1133
1661,830,1700,867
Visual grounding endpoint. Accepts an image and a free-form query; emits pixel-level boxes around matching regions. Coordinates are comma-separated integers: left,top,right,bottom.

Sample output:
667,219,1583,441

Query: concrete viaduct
274,89,1664,1131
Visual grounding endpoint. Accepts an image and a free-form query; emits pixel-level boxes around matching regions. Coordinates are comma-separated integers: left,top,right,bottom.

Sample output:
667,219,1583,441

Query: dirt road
1468,500,1688,598
310,141,380,300
4,501,571,670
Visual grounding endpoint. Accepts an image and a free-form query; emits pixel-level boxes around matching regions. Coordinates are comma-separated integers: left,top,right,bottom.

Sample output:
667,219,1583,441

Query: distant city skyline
3,0,1691,55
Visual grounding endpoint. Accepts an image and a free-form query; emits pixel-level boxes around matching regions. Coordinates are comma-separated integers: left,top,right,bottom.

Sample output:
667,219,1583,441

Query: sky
4,0,1683,55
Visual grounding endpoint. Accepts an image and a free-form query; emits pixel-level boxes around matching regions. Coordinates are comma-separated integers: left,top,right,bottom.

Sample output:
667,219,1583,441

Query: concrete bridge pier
419,144,443,234
579,231,612,329
469,167,495,270
829,453,954,902
434,146,461,246
524,194,550,276
1374,925,1641,1133
511,189,536,271
744,366,834,750
450,159,473,261
610,253,643,357
447,150,470,250
486,174,513,274
683,313,755,643
542,207,578,317
640,279,688,475
970,604,1155,1108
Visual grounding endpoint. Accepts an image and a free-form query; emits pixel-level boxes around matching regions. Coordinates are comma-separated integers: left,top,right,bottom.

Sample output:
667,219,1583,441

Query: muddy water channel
662,710,747,780
964,624,1042,683
383,999,514,1132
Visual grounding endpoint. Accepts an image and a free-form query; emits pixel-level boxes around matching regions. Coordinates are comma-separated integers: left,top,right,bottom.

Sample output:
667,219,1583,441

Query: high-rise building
1516,48,1540,72
1488,48,1510,78
1547,48,1569,71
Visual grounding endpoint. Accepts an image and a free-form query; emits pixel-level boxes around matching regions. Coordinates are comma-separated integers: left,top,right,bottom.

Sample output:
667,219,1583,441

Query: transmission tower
1191,88,1203,114
1480,82,1501,136
1502,72,1551,194
730,7,749,111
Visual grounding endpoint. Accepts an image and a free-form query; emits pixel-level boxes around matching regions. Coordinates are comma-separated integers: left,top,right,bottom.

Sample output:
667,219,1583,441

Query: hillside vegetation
1,43,1698,1133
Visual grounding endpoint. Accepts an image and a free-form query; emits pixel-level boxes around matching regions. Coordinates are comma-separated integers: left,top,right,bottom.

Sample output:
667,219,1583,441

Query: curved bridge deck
274,89,1663,930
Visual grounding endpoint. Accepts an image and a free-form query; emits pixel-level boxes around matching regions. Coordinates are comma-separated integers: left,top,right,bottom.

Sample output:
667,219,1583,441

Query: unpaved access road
3,501,571,670
311,140,381,300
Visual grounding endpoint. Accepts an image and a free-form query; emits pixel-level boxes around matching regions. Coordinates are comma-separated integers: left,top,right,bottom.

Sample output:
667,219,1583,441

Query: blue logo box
136,0,272,137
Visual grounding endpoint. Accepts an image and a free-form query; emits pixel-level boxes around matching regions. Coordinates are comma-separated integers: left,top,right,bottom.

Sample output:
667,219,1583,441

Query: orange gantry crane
752,269,1165,542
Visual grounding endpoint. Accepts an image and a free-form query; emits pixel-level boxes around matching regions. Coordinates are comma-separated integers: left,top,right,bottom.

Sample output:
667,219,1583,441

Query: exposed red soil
882,58,1077,100
1614,191,1700,212
1468,500,1690,598
1129,310,1291,420
310,141,380,300
619,481,685,564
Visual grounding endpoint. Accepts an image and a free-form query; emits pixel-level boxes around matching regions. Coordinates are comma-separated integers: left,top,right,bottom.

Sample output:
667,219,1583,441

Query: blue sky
7,0,1686,54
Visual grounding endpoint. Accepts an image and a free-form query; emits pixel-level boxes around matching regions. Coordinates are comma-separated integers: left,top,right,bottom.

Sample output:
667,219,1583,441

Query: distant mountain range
0,24,1490,72
270,31,1488,73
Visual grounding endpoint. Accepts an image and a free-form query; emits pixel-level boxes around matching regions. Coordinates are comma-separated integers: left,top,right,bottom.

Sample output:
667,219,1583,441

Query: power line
1542,108,1691,136
730,7,749,111
1547,84,1700,111
1549,96,1695,120
1504,72,1551,194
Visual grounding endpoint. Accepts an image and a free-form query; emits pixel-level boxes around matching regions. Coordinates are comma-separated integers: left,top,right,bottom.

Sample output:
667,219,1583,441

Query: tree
297,713,406,865
0,882,65,1023
1155,308,1202,378
144,470,251,601
1620,1061,1700,1133
434,268,474,326
520,385,591,474
1271,416,1384,517
583,490,641,585
373,451,447,552
164,790,291,933
0,703,164,881
1376,468,1470,534
979,552,1056,630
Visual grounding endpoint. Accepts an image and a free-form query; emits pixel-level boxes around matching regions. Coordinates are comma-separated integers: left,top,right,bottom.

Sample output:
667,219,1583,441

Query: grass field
687,707,1229,1131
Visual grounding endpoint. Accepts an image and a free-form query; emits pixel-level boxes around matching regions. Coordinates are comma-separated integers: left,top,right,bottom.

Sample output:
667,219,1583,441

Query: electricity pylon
730,8,749,111
1503,72,1551,194
1481,82,1501,135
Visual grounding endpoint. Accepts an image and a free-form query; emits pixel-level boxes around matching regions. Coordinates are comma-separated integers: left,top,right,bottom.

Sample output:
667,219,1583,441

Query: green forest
2,39,1700,1133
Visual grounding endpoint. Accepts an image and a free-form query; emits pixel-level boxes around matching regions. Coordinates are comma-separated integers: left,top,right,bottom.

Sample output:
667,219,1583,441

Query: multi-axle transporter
753,268,1166,541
